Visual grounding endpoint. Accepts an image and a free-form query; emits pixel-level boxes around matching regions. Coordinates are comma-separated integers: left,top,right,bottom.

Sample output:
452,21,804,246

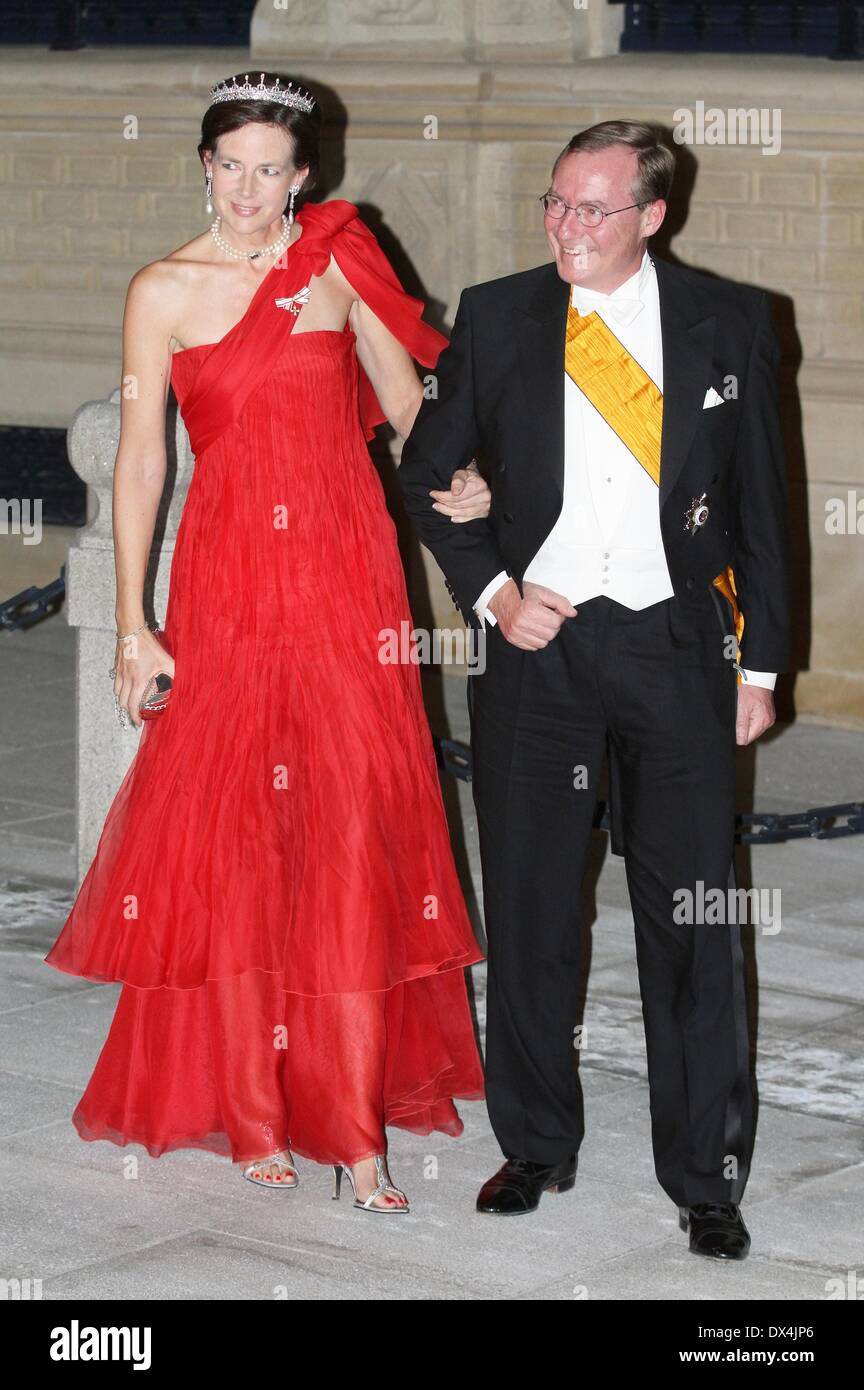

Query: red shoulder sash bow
180,200,447,458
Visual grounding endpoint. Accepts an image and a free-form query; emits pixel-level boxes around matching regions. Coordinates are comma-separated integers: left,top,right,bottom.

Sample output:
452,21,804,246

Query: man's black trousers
467,588,754,1208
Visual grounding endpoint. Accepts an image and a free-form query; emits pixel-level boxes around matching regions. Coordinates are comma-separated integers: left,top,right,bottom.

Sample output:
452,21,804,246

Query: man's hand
736,684,776,745
488,579,577,650
429,459,492,523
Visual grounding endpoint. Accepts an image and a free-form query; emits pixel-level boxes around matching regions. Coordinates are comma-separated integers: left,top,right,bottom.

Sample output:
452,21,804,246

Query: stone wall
1,17,862,725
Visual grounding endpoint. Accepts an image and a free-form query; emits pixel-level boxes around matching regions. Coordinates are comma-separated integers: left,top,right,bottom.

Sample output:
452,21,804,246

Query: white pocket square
702,386,724,409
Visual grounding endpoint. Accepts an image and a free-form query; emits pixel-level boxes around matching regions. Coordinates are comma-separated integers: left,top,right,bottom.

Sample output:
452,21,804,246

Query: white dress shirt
473,250,776,691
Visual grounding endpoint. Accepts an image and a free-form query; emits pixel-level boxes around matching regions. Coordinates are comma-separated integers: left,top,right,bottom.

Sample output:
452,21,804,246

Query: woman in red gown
45,72,487,1213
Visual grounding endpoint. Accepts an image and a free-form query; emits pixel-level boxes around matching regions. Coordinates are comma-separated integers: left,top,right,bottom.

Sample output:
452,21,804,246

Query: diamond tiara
208,73,315,114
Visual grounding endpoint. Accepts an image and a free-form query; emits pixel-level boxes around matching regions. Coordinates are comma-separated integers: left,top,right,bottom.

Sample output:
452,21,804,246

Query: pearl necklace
210,213,292,262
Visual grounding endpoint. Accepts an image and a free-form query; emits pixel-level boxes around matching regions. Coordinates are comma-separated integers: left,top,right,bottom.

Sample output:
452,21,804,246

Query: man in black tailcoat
399,121,790,1259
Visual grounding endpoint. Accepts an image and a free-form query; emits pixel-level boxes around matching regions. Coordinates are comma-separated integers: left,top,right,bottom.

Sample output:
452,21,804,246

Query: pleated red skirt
72,968,483,1166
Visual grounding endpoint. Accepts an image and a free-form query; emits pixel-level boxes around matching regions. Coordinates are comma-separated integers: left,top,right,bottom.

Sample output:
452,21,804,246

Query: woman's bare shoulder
127,232,215,304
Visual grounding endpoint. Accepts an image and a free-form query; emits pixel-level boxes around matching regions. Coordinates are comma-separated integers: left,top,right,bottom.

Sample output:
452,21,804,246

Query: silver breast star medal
274,285,311,316
684,492,710,534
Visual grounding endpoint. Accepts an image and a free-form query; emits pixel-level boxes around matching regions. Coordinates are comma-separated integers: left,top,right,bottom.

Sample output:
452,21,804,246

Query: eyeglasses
539,193,648,226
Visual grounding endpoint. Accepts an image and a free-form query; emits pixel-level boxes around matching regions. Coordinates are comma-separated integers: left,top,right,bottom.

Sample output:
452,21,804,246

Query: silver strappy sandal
240,1148,299,1189
331,1154,409,1213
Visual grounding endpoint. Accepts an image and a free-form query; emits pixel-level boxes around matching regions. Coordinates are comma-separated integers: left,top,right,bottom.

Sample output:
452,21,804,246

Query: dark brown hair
552,120,675,205
198,70,322,195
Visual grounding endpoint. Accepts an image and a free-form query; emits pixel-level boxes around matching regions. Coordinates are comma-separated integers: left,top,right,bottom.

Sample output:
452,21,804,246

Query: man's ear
641,198,666,239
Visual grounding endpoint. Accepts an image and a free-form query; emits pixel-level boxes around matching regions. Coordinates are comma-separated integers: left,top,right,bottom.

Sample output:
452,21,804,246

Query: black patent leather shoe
680,1203,751,1260
476,1154,577,1215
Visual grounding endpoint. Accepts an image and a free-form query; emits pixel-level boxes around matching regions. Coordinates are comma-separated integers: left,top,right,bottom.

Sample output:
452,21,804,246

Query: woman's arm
347,289,424,441
113,264,175,631
324,252,462,443
322,256,491,521
111,264,178,725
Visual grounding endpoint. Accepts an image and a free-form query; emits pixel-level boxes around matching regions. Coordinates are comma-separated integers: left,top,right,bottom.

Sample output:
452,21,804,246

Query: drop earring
205,171,213,215
286,183,301,234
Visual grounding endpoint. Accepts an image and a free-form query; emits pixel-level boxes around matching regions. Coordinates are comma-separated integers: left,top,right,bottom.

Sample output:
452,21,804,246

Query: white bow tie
571,295,644,328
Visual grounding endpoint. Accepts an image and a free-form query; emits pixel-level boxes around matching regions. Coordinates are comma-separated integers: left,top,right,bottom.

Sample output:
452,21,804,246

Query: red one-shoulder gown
44,200,486,1166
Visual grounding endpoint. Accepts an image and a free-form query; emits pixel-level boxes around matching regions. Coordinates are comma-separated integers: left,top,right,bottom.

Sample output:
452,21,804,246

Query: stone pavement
1,611,862,1299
